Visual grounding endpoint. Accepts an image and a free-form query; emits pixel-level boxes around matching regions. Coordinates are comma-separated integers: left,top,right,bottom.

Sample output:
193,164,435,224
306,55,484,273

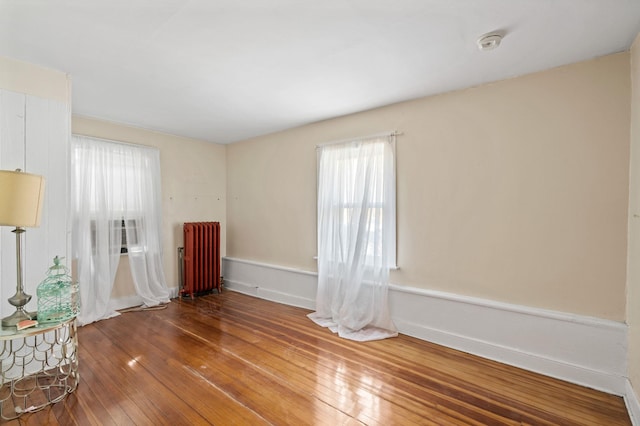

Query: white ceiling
1,1,640,144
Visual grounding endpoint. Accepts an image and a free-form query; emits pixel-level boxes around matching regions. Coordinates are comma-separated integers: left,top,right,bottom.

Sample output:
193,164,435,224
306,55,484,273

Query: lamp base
2,308,35,328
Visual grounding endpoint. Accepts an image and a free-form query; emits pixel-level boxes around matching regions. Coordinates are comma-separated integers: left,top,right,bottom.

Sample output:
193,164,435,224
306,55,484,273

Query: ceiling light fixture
477,33,503,51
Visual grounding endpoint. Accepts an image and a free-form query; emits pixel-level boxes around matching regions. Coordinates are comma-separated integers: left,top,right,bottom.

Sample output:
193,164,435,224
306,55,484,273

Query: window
317,134,396,269
72,135,169,325
73,139,148,255
311,133,398,340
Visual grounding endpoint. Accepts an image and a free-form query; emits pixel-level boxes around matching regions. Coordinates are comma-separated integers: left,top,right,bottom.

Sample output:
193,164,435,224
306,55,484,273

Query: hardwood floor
6,291,631,425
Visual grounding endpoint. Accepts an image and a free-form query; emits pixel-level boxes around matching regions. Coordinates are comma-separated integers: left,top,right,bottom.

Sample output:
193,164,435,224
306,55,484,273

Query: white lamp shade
0,170,45,227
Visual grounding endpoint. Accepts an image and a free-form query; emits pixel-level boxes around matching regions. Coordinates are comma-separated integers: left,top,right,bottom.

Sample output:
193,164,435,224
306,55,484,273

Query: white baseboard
389,284,627,395
168,286,180,299
109,287,180,312
222,256,628,397
627,380,640,426
222,257,316,309
108,295,143,312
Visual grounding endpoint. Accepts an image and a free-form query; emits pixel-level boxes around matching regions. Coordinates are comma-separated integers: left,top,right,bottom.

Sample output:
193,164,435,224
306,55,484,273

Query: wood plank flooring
5,291,631,425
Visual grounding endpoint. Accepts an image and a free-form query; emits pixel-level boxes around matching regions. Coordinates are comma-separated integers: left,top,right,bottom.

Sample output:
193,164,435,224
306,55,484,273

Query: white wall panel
0,90,26,316
0,89,69,319
24,95,69,296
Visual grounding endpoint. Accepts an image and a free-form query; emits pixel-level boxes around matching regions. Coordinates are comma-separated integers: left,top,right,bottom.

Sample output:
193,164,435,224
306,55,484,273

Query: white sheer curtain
72,136,170,326
308,135,397,341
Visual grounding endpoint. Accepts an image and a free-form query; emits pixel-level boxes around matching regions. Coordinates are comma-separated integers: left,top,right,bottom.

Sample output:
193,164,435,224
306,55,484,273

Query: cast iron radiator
179,221,221,297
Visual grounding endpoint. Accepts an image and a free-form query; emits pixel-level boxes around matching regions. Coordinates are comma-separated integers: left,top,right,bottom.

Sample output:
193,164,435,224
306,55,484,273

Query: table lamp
0,169,45,327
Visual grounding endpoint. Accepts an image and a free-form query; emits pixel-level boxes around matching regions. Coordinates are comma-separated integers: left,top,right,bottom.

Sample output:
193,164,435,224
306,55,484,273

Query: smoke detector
477,33,503,51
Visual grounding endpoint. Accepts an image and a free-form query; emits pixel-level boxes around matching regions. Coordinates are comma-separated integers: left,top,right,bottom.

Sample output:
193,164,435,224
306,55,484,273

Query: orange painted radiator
180,222,221,297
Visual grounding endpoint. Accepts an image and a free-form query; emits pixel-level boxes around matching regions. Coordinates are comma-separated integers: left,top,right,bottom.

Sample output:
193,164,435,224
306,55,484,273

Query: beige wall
72,116,227,294
0,55,69,102
227,52,630,321
628,36,640,397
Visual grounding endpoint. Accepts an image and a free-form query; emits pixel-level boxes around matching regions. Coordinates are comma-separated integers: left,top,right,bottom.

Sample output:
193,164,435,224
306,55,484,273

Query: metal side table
0,317,78,420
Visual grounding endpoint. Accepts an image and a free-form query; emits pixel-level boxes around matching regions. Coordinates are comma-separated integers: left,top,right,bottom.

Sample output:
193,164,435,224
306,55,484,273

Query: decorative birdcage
37,256,79,323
